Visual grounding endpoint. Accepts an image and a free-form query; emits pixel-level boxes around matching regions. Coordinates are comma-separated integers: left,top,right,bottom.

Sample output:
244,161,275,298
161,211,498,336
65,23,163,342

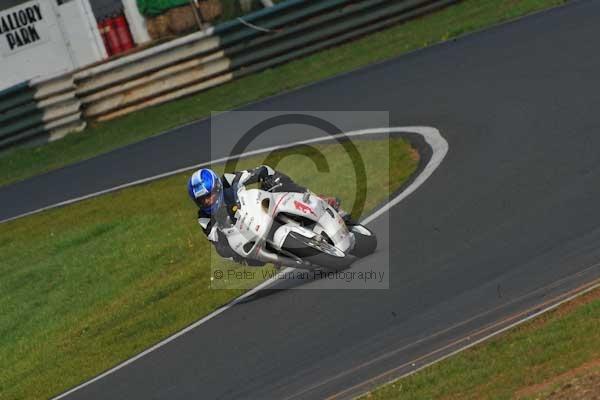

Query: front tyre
349,224,377,258
281,231,356,270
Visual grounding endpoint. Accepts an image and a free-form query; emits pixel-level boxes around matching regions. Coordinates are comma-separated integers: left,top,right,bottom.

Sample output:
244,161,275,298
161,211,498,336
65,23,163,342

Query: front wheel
349,224,377,258
281,231,356,270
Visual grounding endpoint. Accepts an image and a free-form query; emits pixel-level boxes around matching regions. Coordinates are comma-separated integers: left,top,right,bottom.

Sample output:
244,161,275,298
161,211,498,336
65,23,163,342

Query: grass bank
0,0,567,188
0,137,417,400
361,285,600,400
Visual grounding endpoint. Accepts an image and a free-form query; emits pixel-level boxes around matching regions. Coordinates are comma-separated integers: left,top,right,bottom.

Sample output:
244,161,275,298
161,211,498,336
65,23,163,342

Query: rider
187,166,341,266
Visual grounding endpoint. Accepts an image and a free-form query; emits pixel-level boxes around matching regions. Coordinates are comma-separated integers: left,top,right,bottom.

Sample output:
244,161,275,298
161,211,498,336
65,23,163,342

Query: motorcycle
222,185,377,271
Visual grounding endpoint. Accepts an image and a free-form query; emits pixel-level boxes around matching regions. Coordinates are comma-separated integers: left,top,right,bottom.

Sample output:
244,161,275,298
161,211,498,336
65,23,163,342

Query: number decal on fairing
293,200,317,216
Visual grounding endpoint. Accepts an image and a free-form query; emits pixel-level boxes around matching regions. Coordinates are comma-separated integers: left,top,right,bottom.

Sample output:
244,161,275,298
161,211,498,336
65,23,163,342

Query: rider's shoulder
198,209,210,218
222,173,236,187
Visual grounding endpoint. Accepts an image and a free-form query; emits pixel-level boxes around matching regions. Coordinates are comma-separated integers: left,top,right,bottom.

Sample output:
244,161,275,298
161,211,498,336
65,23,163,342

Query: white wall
0,0,106,90
53,0,107,68
0,0,73,89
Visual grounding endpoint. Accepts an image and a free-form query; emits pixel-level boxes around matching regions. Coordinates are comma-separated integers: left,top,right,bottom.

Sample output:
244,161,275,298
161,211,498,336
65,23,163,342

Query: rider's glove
261,175,280,190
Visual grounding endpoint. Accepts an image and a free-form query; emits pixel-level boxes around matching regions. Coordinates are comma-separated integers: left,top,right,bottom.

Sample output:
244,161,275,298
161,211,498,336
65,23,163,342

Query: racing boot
319,195,353,225
319,195,342,211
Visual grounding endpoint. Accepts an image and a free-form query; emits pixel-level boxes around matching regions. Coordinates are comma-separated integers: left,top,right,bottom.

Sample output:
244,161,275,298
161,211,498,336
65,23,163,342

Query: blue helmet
187,168,223,215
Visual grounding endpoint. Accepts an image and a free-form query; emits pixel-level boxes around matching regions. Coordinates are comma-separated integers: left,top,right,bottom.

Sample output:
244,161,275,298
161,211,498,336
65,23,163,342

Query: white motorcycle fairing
222,187,363,270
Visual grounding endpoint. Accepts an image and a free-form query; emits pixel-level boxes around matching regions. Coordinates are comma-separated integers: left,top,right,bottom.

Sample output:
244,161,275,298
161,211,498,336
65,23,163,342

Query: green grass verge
0,0,567,188
361,287,600,400
0,137,417,400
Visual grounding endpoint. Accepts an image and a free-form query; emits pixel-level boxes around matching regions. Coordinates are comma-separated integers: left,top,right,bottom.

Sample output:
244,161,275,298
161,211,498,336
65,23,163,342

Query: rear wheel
281,231,356,270
349,224,377,258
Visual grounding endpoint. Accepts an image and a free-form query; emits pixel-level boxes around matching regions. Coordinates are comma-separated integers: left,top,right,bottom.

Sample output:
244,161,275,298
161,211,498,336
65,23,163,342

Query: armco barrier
0,0,455,149
75,0,456,121
0,73,85,150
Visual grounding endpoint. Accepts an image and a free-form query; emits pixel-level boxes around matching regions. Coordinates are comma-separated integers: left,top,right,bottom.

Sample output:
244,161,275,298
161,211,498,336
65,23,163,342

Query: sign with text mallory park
0,1,47,56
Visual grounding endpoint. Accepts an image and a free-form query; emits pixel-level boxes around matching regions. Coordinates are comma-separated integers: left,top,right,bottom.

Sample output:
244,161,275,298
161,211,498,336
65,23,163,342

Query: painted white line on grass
45,126,448,400
362,126,448,225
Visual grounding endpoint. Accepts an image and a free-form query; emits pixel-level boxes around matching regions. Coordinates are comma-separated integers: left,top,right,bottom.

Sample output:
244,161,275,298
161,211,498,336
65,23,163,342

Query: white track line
1,127,445,224
46,126,448,400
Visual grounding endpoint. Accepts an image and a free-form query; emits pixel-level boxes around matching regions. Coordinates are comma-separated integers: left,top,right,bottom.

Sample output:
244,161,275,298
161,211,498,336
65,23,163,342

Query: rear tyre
281,231,356,271
349,224,377,258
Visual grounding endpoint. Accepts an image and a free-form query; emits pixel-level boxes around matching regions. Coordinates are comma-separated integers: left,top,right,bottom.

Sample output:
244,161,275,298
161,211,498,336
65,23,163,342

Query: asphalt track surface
3,1,600,398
